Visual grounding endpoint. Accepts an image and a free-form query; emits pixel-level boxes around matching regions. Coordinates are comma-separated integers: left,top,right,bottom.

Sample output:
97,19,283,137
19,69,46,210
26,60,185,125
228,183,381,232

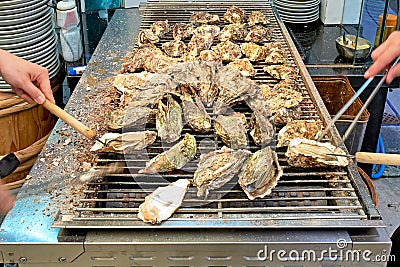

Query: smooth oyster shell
214,112,248,149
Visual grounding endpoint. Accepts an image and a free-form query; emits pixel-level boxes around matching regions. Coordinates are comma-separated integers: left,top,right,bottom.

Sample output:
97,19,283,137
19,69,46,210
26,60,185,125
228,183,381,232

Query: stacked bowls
0,0,60,92
273,0,320,24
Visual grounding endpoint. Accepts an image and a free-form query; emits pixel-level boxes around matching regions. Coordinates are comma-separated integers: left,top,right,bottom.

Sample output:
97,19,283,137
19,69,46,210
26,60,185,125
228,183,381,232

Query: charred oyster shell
277,119,323,147
139,134,197,174
193,146,251,197
239,147,283,200
214,112,248,149
156,95,183,143
138,179,190,224
286,138,349,168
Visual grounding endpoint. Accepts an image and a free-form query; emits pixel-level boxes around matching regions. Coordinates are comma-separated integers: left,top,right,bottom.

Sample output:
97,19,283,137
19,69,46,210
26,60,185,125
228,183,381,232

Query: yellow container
374,14,397,47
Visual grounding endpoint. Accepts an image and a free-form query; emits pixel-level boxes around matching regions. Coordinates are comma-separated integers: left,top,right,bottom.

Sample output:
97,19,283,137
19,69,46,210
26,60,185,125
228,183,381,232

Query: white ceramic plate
0,9,53,35
274,0,320,8
6,30,56,54
0,0,46,7
0,0,47,15
281,14,319,23
0,26,54,50
276,6,319,16
0,5,49,26
0,19,54,45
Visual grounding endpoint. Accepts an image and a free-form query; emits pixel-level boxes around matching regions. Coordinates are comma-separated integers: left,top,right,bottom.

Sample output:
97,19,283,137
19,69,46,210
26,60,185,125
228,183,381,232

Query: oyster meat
180,90,212,133
106,106,155,131
90,131,157,153
136,29,160,47
212,40,242,62
173,23,195,40
239,147,283,200
193,146,251,197
248,11,269,26
162,39,187,57
190,12,220,25
286,138,349,168
263,64,299,80
219,23,247,42
150,20,170,37
223,6,245,23
156,95,183,143
245,25,272,43
277,119,323,147
227,58,256,77
139,134,197,174
138,179,190,224
214,112,248,149
241,42,266,61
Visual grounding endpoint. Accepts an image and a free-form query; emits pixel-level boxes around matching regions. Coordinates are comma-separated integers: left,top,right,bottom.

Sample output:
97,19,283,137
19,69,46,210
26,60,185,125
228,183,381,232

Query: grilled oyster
248,11,269,26
139,134,197,174
214,112,248,149
219,23,247,42
241,42,266,61
136,29,160,47
188,25,220,55
223,6,245,23
150,20,170,37
173,23,195,40
239,147,283,200
198,82,219,107
214,65,258,114
180,91,212,132
121,44,178,73
286,138,349,168
193,146,251,197
227,58,256,77
212,40,242,62
264,42,287,64
198,50,222,62
162,39,187,57
90,131,157,153
245,25,272,43
138,179,190,224
273,106,302,126
263,64,299,80
113,72,154,93
260,84,303,111
190,12,220,25
273,77,299,92
277,119,323,147
156,95,183,143
106,106,155,131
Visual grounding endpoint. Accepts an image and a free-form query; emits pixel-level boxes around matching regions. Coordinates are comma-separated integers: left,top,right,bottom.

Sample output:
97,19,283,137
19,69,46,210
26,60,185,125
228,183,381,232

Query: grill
53,0,377,229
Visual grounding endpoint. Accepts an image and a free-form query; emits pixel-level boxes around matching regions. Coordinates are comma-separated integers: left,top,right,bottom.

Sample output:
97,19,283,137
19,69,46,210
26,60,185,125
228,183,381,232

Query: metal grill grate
53,1,373,229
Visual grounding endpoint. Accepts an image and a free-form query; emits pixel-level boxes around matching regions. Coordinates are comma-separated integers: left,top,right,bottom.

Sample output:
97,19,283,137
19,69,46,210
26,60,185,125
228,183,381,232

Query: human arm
0,49,55,104
364,31,400,84
0,179,15,215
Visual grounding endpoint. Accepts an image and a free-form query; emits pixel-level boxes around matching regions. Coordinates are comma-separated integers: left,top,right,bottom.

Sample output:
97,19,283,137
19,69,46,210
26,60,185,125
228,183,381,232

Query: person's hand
364,31,400,84
0,179,15,215
0,49,55,104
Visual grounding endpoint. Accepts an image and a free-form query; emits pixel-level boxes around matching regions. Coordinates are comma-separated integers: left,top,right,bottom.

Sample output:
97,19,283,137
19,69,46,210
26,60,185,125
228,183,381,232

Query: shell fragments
138,179,190,224
277,120,323,147
193,146,251,197
239,147,283,200
214,112,248,149
139,133,197,174
286,138,349,168
90,131,157,153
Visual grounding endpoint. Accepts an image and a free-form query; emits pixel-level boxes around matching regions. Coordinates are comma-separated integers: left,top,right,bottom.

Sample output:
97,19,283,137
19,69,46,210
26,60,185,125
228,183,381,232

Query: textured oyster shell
139,134,197,174
223,6,245,23
150,20,170,37
90,131,157,153
212,40,242,62
263,64,299,80
214,112,248,149
138,179,190,224
245,25,272,43
180,90,212,132
239,147,283,200
136,29,160,47
156,95,183,143
286,138,349,168
190,12,220,25
241,42,266,61
248,11,269,26
193,146,251,197
277,120,323,147
106,106,155,131
227,58,256,77
173,23,195,40
162,39,187,57
219,23,247,42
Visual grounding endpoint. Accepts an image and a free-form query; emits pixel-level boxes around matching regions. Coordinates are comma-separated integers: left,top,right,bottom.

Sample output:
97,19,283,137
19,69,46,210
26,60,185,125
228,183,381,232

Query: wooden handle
42,99,96,139
355,152,400,166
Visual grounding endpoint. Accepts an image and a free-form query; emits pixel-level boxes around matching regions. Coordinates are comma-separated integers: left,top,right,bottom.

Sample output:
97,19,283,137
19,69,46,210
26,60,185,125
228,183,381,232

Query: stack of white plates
0,0,60,92
273,0,321,24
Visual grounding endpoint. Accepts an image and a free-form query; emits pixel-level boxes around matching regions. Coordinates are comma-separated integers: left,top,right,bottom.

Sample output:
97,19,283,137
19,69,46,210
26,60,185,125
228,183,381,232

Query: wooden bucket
0,70,64,188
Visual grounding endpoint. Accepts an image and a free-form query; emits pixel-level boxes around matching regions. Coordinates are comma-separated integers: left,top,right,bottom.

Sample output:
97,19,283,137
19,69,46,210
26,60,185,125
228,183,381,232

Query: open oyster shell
138,179,190,224
239,147,283,200
193,146,251,197
139,134,197,174
90,131,157,153
214,112,248,149
277,119,323,147
286,138,349,168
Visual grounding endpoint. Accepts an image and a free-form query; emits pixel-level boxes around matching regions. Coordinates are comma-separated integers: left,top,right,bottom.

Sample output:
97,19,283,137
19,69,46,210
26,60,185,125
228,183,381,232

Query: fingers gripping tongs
317,56,400,166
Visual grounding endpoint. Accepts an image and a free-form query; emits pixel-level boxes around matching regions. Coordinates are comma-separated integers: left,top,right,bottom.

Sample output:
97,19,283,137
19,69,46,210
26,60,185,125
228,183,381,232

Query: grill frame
53,0,381,229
